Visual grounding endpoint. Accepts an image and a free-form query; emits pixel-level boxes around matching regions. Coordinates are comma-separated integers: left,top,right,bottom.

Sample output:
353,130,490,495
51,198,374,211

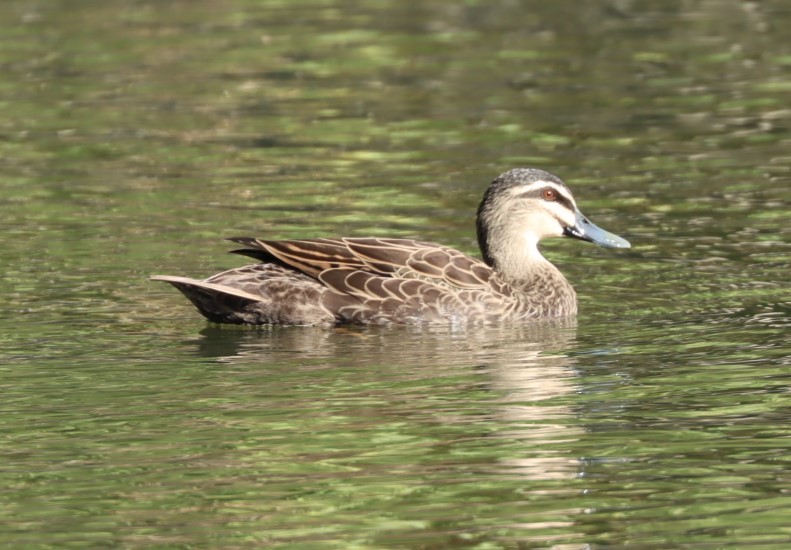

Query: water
1,0,790,547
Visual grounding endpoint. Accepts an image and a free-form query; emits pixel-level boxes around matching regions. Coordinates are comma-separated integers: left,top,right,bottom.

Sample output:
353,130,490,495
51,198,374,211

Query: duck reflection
190,319,581,478
184,321,586,544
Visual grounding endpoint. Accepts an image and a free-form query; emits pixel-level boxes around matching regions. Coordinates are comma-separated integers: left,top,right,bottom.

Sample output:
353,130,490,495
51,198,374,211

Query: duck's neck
481,230,577,317
490,232,563,283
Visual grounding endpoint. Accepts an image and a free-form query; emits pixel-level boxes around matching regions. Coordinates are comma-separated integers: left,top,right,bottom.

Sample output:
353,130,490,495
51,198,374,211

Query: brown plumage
151,168,630,325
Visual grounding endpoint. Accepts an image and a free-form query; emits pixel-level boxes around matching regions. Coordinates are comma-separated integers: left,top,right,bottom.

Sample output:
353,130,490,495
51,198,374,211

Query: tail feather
150,275,264,301
150,275,264,324
150,271,340,325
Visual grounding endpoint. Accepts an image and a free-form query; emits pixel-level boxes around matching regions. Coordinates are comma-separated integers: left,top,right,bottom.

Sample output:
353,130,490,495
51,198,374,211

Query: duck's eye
542,188,558,201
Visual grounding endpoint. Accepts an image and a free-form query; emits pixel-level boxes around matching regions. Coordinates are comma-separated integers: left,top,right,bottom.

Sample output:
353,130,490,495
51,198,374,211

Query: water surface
1,0,789,547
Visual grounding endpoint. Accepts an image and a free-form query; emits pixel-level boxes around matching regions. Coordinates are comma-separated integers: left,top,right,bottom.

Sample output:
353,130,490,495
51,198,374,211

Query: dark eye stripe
554,193,574,212
518,187,575,212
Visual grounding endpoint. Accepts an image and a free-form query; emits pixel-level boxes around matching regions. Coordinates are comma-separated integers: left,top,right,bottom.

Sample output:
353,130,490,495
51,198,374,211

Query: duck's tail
150,275,265,324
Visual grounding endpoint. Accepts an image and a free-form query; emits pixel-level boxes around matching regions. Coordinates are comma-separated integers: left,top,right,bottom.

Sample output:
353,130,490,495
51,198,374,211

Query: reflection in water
190,320,585,541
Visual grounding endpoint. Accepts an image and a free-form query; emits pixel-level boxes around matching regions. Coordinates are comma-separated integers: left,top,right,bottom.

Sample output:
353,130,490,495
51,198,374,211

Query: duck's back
153,237,523,325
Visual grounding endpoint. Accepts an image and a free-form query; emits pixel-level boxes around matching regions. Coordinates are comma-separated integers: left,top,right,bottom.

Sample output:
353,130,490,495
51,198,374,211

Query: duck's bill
563,209,631,249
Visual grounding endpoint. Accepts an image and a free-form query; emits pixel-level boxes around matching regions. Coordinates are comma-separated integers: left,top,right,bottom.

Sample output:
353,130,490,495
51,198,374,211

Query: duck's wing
227,236,496,290
228,237,365,276
318,266,510,324
342,238,494,289
226,237,511,323
330,239,519,323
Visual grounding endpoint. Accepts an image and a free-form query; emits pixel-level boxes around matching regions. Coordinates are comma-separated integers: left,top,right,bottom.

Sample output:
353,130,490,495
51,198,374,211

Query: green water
1,0,789,547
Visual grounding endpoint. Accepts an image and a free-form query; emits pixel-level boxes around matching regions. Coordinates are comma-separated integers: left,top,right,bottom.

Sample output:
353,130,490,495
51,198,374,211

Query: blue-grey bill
563,209,631,249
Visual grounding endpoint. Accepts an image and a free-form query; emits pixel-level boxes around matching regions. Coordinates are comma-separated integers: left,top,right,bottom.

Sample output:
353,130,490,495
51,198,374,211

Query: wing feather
225,236,505,323
228,237,364,276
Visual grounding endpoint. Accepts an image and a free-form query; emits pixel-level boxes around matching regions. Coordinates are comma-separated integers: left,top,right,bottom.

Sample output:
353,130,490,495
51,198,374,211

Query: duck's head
476,168,630,269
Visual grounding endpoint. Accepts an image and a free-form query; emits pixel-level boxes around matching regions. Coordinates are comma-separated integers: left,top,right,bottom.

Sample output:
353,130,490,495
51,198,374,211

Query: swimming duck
151,168,630,325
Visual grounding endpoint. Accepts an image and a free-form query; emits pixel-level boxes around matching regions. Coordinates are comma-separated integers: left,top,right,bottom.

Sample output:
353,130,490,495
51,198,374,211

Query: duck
151,168,630,325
